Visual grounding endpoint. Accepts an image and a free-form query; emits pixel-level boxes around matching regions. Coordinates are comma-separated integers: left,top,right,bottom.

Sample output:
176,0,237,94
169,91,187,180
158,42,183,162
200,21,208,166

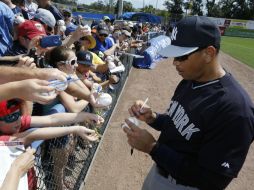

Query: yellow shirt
90,52,105,65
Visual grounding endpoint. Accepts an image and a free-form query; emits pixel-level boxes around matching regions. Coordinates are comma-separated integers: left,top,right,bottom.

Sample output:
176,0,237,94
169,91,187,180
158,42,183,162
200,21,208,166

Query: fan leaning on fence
0,99,103,189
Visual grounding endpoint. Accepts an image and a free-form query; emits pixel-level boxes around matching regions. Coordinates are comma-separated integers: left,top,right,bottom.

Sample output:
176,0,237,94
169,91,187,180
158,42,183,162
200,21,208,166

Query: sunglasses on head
0,111,21,123
174,47,205,62
59,59,77,66
99,34,108,37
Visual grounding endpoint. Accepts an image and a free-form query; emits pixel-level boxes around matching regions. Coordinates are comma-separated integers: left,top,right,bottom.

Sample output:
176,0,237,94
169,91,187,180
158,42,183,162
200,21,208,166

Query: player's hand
12,148,35,176
128,100,155,123
123,119,156,154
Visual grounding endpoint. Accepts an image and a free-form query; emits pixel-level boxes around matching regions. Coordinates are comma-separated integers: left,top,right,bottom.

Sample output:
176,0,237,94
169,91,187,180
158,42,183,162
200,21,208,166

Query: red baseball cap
0,100,21,117
18,20,46,40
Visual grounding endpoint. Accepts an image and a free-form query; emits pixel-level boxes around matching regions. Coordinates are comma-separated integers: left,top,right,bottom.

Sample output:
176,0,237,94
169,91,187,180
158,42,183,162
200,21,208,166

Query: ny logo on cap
86,54,91,60
171,27,178,41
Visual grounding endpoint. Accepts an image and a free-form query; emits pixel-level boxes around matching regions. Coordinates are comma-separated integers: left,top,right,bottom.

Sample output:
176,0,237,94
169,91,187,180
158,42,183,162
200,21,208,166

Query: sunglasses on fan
59,59,77,65
0,111,21,123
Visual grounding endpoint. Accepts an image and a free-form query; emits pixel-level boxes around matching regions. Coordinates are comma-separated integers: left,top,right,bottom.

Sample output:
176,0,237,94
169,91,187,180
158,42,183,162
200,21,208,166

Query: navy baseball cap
160,16,221,58
97,24,109,35
76,51,93,66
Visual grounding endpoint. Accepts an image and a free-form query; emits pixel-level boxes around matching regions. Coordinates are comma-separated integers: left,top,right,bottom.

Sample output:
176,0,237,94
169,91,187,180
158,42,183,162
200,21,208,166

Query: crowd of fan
0,0,164,189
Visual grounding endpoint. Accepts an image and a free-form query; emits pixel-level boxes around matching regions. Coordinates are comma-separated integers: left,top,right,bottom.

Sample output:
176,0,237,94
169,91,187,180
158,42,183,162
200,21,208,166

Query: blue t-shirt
12,6,22,15
4,40,27,56
0,2,14,56
92,36,113,53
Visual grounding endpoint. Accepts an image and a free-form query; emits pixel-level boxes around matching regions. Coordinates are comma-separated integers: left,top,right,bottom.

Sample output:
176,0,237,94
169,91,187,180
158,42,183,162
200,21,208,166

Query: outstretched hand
85,113,104,125
37,68,67,82
16,79,57,104
12,147,36,176
72,25,91,41
16,56,36,69
75,126,99,142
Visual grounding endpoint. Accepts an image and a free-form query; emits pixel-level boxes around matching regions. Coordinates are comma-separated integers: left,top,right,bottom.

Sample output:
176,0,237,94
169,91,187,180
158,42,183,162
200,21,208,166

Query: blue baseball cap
65,23,78,36
76,51,93,66
159,16,221,58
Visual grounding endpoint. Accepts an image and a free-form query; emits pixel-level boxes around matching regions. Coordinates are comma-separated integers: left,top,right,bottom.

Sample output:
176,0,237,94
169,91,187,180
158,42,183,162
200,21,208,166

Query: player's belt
156,166,199,190
156,166,177,184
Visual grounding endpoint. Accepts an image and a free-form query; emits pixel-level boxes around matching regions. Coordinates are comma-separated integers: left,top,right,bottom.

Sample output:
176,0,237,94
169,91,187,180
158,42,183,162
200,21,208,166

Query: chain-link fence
33,53,134,190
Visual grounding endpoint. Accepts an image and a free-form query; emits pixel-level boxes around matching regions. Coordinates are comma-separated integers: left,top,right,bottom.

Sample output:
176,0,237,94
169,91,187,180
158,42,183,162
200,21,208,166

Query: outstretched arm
59,91,88,113
0,79,57,104
11,125,99,146
0,65,66,84
30,112,104,127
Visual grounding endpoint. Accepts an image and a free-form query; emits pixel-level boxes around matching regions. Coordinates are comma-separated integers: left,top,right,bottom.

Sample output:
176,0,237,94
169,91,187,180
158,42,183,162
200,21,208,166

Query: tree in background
89,0,106,10
164,0,184,20
205,0,221,17
248,0,254,19
218,0,253,19
183,0,192,16
231,0,252,20
142,5,156,14
219,0,234,18
123,1,134,12
157,9,170,25
108,0,114,13
191,0,203,15
114,0,134,14
71,0,254,20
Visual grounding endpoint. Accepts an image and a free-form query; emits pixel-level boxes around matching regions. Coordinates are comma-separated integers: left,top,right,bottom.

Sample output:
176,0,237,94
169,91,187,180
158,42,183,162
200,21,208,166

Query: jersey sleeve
198,111,253,177
149,113,174,131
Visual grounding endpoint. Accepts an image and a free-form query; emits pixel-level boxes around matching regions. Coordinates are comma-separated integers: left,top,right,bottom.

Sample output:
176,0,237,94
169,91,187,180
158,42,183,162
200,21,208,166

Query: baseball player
123,16,254,190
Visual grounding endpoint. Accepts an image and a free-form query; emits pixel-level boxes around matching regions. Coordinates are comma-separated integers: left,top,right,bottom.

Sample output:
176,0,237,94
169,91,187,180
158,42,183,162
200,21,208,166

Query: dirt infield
83,52,254,190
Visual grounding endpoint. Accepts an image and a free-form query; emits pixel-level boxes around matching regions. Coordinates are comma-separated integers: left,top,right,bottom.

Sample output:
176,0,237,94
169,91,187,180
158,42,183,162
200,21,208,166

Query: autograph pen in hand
131,98,149,156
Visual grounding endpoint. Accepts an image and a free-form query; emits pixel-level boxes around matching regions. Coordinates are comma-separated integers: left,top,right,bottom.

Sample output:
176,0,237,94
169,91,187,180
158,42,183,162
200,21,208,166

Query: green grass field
221,36,254,68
